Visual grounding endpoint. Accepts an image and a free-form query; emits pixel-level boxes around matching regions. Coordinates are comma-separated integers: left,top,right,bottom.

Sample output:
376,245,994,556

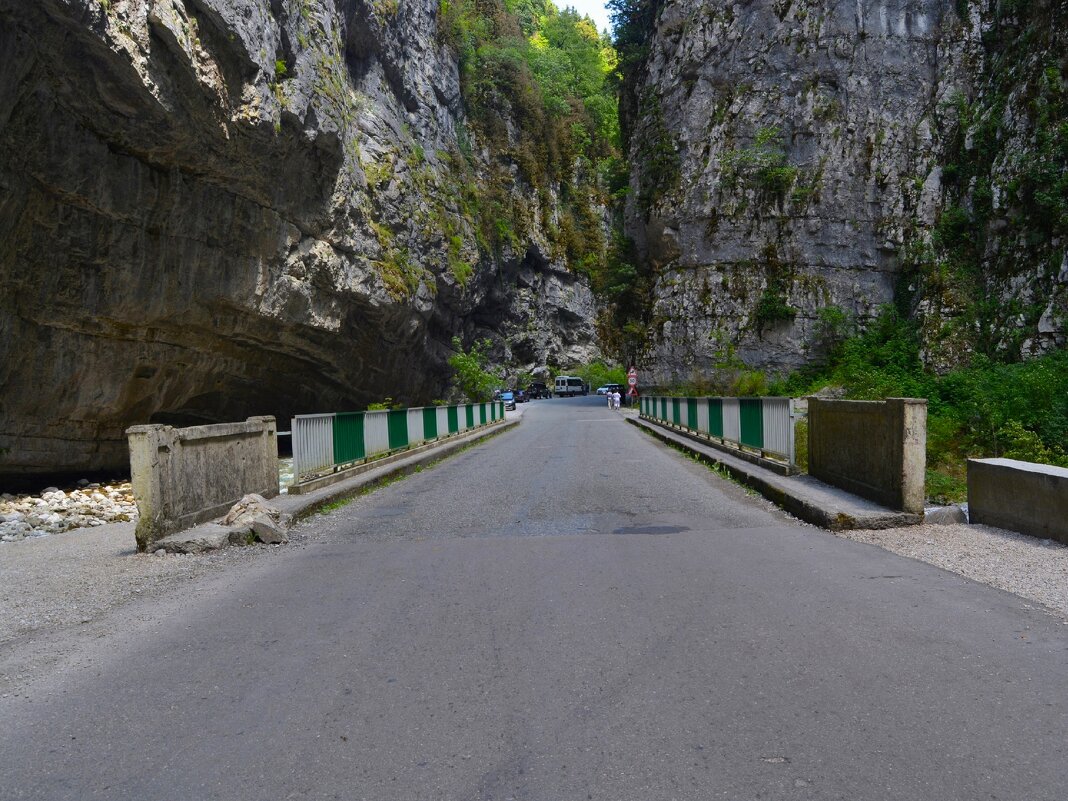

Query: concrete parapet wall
808,398,926,514
127,417,278,551
968,458,1068,544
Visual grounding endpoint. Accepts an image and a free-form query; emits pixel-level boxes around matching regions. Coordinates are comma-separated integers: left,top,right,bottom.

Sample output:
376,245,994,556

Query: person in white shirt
611,390,621,410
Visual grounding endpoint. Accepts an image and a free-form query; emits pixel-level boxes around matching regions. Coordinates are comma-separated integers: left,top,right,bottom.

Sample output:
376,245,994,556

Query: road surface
1,397,1066,800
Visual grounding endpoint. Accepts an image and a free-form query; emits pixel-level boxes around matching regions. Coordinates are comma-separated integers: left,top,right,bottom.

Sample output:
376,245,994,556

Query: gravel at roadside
0,522,275,647
838,522,1068,618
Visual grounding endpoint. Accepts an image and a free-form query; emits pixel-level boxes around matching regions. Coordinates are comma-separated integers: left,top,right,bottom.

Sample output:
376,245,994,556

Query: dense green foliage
772,307,1068,501
447,336,501,402
438,0,619,272
572,359,627,391
437,0,661,369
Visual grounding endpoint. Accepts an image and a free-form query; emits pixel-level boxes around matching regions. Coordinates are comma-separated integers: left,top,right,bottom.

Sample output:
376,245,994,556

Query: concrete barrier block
968,458,1068,544
127,416,278,551
808,398,926,513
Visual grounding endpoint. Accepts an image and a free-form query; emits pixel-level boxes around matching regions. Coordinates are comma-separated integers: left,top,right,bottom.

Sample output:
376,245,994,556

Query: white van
554,375,587,397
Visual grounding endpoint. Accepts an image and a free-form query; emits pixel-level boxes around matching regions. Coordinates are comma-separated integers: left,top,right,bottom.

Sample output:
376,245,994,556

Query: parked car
500,391,516,411
527,381,550,399
598,383,624,397
513,389,528,403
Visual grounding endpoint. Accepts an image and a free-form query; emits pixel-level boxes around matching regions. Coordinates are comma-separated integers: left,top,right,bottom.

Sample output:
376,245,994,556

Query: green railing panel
491,402,498,421
686,398,699,430
422,407,438,440
333,412,365,464
387,409,409,450
739,398,764,449
479,403,487,425
447,405,459,434
708,398,723,438
671,397,681,425
466,404,475,428
660,397,667,420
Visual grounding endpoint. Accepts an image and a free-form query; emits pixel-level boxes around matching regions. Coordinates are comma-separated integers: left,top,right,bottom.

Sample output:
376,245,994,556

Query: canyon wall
0,0,599,477
623,0,1066,383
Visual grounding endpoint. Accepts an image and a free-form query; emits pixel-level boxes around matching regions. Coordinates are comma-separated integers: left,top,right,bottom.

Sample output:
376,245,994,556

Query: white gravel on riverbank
0,482,137,543
839,522,1068,618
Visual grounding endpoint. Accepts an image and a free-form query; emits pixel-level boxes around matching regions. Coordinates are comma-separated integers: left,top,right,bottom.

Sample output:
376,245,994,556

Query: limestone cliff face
0,0,599,476
623,0,1066,383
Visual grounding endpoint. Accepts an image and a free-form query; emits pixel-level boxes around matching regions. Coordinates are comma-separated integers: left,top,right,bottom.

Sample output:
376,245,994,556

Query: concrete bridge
1,396,1066,799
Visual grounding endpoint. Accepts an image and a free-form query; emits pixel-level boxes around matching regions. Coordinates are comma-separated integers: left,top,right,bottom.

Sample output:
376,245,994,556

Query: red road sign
628,376,637,386
627,386,638,397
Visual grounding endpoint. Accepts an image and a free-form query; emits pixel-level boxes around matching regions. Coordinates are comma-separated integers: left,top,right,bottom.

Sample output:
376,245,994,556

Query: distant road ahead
2,396,1066,800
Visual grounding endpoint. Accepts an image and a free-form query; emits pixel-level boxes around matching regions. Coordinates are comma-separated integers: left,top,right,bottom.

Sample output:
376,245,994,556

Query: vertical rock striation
0,0,600,477
622,0,1065,383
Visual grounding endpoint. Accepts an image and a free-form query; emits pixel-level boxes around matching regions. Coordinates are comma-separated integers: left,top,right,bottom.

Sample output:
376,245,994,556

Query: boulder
155,524,233,554
223,494,289,545
248,513,288,545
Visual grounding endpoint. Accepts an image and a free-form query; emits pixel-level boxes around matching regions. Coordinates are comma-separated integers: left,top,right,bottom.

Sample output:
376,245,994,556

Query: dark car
500,391,516,411
513,389,528,403
526,382,550,399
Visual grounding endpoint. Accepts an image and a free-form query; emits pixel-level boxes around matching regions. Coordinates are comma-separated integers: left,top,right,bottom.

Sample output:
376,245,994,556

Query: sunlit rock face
624,0,1065,384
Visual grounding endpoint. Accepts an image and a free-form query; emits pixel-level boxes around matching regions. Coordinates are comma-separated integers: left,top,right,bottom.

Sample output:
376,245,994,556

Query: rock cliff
622,0,1066,384
0,0,600,477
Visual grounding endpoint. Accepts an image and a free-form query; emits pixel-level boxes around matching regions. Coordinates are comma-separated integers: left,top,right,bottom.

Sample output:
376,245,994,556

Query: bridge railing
292,401,505,482
639,395,799,466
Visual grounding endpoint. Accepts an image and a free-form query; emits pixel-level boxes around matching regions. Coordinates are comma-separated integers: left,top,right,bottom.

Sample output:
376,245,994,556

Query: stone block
968,458,1068,544
924,505,968,525
155,524,234,554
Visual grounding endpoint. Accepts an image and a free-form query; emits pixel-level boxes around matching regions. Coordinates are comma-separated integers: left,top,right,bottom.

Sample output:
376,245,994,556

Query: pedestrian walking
612,390,621,410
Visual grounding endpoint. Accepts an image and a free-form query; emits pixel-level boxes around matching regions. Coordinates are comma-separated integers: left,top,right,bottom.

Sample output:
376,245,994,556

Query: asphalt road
2,397,1067,800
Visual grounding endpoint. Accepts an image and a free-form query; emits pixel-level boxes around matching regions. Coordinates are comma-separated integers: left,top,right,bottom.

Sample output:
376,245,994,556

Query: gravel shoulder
839,522,1068,618
0,522,275,647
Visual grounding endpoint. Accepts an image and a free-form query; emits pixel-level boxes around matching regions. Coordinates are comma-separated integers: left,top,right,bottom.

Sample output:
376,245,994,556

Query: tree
448,337,501,401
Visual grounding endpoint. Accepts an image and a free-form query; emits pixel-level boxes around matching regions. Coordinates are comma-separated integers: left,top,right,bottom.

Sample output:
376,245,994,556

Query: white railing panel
436,406,449,437
761,397,792,459
723,398,740,443
407,408,424,447
697,399,709,434
365,411,390,458
292,413,335,478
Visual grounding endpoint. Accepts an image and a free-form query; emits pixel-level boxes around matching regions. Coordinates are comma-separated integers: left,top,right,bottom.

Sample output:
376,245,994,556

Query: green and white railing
292,402,505,482
640,396,797,465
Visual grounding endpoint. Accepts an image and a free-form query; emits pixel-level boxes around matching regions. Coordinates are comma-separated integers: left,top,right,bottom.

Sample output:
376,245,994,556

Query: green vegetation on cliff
437,0,662,368
774,307,1068,501
904,0,1066,362
439,0,620,273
